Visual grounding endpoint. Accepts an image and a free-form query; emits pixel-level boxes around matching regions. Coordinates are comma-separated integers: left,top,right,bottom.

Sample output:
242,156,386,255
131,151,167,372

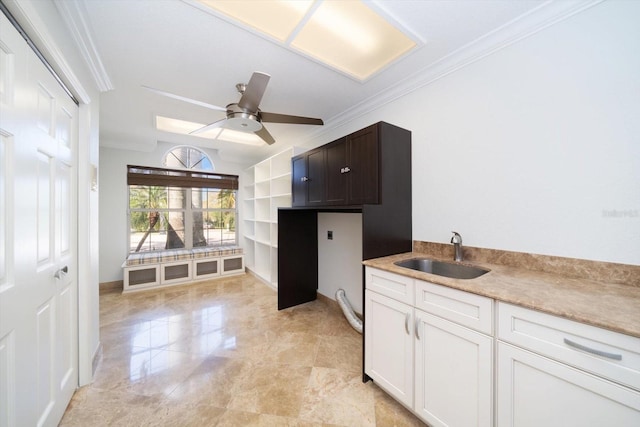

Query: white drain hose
335,289,363,334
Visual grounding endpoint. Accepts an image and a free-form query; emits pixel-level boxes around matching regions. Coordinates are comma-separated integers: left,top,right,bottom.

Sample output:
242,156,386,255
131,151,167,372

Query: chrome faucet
451,231,463,262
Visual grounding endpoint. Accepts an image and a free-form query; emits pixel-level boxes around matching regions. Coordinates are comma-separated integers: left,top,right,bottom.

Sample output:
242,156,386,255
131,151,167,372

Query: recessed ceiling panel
198,0,313,42
195,0,417,81
155,116,263,146
291,1,417,80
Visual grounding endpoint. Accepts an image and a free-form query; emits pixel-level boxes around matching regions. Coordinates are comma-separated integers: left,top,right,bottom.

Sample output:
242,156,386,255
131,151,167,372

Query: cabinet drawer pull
405,313,410,335
415,318,421,340
563,338,622,360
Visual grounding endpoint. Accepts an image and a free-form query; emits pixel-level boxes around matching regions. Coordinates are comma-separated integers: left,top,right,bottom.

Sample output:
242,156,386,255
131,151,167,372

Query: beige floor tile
299,367,376,427
61,274,426,426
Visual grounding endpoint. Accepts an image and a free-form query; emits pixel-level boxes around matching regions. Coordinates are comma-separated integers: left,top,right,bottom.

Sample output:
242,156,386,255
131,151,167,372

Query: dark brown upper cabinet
291,146,326,207
294,123,382,208
279,121,412,311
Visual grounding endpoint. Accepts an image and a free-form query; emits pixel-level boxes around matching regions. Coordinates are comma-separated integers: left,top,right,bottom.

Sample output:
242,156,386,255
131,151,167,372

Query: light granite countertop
363,252,640,339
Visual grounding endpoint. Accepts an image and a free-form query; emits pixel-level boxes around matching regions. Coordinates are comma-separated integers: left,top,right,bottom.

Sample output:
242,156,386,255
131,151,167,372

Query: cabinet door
415,310,493,427
497,342,640,427
306,148,326,206
325,137,347,205
291,154,307,207
364,290,414,408
347,124,379,205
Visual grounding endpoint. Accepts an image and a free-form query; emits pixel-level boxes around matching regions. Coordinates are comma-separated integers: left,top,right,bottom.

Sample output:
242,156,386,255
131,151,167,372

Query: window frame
127,165,239,253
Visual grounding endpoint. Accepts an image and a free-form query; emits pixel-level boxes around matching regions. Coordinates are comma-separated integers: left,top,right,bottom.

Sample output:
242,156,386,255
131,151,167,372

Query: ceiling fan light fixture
225,112,263,132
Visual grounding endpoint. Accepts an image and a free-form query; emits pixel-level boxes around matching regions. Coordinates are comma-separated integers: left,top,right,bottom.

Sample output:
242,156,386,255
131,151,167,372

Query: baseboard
99,280,123,294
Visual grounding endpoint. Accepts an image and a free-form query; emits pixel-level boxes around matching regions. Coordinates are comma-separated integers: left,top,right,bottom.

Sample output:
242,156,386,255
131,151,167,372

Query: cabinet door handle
415,318,421,340
343,166,351,173
563,338,622,360
404,313,410,335
301,176,309,182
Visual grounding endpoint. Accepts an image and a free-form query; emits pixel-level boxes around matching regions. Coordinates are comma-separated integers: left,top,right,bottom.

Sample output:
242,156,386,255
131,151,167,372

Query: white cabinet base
123,254,244,293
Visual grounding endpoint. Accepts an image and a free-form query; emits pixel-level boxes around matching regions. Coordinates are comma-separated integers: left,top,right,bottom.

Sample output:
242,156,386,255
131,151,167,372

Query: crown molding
54,0,113,93
324,0,604,131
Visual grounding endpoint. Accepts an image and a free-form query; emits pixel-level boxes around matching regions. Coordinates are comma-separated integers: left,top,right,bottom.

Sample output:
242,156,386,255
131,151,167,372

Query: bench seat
122,246,244,292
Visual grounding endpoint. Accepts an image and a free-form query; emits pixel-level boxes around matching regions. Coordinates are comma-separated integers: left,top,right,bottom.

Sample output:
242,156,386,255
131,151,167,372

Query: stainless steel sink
394,258,489,280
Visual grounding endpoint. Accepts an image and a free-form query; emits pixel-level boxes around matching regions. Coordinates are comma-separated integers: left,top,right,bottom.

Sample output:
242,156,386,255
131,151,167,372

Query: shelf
242,147,296,288
271,172,291,181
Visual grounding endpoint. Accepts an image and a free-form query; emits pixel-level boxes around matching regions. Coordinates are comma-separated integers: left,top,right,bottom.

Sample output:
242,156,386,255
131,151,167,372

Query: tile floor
60,273,426,426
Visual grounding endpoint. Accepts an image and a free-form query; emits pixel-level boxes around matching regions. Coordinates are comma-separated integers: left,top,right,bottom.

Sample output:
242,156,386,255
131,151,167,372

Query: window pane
129,185,168,209
167,187,186,209
129,210,166,252
192,188,236,210
192,188,207,209
195,211,236,247
217,189,236,209
165,211,186,249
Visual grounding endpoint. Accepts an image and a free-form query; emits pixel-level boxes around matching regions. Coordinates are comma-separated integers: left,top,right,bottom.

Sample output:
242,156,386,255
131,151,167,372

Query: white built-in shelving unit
243,147,298,288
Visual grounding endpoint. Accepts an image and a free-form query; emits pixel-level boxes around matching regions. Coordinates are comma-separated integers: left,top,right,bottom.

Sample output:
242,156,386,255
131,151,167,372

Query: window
127,165,238,253
163,145,213,171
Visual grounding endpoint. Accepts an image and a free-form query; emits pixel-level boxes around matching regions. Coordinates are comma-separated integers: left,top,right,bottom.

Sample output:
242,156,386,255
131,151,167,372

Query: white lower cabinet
497,302,640,427
365,289,414,408
497,342,640,426
365,267,640,427
415,312,493,427
365,267,493,427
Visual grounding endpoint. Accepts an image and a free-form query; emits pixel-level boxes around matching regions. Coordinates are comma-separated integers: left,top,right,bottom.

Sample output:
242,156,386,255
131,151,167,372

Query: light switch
327,230,333,240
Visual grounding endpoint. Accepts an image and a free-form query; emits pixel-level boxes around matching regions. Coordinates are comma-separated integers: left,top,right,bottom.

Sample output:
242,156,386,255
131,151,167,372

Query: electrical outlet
327,230,333,240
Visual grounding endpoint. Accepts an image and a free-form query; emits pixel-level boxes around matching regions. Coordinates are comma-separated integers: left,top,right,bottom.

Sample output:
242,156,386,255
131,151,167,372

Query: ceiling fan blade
260,111,324,126
142,85,227,112
255,125,275,145
238,72,270,112
190,118,226,135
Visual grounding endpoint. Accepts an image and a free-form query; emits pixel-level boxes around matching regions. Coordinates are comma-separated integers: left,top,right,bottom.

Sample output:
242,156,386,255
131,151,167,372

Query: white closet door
0,11,78,427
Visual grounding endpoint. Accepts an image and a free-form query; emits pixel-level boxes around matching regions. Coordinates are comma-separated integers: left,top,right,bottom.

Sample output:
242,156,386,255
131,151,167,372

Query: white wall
302,0,640,266
317,213,363,313
99,142,248,282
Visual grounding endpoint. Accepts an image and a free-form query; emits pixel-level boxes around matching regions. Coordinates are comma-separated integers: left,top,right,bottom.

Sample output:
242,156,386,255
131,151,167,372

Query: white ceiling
62,0,580,165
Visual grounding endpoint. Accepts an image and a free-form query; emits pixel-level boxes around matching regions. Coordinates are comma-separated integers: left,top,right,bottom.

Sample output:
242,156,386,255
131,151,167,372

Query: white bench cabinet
123,247,244,292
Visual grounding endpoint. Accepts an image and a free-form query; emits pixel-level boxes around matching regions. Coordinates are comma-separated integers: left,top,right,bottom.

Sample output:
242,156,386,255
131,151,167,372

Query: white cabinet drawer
498,302,640,391
366,267,414,305
415,280,493,335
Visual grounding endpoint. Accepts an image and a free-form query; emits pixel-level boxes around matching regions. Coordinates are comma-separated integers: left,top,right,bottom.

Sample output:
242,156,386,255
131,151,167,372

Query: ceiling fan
143,72,323,145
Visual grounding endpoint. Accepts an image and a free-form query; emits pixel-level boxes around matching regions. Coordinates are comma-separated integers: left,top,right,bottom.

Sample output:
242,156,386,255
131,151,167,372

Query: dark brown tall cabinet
278,122,412,310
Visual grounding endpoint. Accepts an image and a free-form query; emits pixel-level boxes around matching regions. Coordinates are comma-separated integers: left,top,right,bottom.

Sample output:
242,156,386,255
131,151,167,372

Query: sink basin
394,258,489,280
